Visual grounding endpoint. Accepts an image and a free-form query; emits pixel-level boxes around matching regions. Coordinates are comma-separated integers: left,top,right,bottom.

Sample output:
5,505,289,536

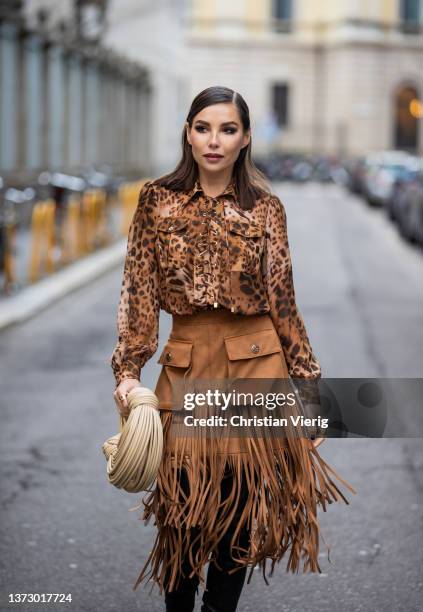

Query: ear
185,122,191,145
242,129,250,149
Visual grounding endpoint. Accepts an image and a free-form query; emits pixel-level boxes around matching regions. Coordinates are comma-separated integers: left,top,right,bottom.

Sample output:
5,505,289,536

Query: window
401,0,420,21
400,0,421,33
272,83,289,128
394,85,420,152
271,0,293,32
272,0,292,20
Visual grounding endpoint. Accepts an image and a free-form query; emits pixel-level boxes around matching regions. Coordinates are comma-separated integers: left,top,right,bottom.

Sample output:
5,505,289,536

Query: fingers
113,379,142,418
113,388,129,418
119,389,127,409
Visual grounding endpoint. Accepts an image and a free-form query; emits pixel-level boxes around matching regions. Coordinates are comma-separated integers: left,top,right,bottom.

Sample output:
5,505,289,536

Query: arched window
394,85,421,152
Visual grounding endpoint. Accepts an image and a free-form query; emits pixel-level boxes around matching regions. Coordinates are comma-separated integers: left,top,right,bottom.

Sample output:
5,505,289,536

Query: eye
194,126,237,134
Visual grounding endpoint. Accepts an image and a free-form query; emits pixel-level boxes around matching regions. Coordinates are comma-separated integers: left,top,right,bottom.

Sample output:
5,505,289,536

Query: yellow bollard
81,191,97,254
45,200,56,274
119,178,151,237
61,196,81,265
2,223,17,291
94,189,110,248
29,203,42,283
28,199,57,283
26,181,150,285
119,184,131,236
79,189,109,255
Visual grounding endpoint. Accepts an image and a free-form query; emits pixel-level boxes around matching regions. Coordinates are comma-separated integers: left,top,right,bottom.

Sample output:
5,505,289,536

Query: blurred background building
0,0,422,179
184,0,423,160
0,0,151,186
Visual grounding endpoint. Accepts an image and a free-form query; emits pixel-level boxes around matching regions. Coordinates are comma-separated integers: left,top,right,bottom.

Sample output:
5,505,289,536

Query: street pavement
0,182,422,612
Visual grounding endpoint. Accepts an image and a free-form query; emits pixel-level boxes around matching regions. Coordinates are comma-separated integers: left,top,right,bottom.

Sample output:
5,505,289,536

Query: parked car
254,153,299,181
362,150,414,207
254,152,342,184
386,157,422,221
291,158,314,182
395,169,423,245
344,155,367,194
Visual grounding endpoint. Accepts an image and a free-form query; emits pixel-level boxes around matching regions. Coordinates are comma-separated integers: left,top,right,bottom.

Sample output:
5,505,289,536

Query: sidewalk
0,237,126,331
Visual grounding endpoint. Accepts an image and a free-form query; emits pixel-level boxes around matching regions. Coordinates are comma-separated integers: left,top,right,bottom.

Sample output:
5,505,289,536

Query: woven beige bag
102,386,163,492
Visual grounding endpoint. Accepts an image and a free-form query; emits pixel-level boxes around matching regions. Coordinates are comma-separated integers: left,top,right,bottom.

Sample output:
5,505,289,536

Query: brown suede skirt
131,308,356,594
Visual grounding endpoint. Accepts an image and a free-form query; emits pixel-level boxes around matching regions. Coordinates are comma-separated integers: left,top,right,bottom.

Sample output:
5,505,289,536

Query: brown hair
154,86,272,210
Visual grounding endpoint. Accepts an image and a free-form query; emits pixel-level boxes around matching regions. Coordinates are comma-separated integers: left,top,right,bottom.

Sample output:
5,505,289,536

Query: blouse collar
181,176,238,206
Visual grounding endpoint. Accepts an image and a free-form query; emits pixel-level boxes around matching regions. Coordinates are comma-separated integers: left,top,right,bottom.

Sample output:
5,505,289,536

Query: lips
204,154,223,159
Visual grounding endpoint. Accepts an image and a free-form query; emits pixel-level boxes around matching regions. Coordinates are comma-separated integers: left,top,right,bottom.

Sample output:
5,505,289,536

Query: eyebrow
194,120,239,127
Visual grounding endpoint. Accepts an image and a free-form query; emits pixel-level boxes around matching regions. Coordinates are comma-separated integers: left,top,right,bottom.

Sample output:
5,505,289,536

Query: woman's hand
113,378,142,418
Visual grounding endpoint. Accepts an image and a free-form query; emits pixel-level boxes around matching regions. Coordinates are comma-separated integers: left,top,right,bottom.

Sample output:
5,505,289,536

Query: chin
198,161,230,173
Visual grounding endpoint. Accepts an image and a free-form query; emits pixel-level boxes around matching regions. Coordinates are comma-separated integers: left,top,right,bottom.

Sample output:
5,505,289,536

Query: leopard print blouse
110,177,321,388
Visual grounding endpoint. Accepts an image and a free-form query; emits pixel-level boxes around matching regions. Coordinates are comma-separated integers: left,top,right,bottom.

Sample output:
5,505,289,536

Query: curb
0,239,126,331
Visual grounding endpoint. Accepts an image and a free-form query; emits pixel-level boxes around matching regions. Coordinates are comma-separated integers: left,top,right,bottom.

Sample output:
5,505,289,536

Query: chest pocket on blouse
156,216,189,269
226,218,265,274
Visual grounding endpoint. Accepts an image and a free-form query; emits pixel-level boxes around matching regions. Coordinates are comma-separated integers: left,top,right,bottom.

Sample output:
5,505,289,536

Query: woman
110,85,355,612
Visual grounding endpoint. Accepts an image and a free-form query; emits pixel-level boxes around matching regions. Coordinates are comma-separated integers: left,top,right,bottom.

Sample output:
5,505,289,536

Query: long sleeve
110,180,160,388
264,194,321,386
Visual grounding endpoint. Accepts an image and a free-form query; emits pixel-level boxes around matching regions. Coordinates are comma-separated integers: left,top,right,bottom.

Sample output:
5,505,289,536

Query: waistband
171,307,271,326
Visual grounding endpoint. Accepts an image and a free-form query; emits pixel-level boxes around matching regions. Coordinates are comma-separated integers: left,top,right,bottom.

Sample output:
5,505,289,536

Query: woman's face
186,103,250,177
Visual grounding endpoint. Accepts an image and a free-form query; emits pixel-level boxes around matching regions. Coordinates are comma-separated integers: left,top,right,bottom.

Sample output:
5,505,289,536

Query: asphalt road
0,182,422,612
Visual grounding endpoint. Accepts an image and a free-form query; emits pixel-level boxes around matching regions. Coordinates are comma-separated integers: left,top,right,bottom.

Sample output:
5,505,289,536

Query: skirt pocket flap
224,329,282,361
157,338,193,366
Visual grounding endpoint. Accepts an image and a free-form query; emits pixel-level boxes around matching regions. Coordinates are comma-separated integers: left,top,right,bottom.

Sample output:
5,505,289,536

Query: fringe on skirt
128,310,357,594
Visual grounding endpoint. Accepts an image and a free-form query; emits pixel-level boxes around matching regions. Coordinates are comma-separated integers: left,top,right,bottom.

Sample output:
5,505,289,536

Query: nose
208,131,220,148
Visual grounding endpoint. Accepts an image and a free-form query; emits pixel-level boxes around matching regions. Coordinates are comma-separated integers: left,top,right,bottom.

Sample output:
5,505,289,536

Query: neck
198,170,233,198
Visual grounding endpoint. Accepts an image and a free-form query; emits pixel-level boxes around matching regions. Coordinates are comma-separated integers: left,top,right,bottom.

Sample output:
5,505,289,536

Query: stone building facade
3,1,422,179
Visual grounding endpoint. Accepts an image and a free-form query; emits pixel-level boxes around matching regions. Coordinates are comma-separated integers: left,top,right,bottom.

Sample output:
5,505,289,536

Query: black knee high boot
201,467,250,611
165,575,199,612
165,473,201,612
201,562,247,612
164,547,201,612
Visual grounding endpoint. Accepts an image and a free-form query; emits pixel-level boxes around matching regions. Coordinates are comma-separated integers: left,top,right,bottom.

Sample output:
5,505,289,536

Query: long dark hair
154,86,272,211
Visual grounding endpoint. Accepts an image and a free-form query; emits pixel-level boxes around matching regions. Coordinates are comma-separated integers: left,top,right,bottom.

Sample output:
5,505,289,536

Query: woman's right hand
113,378,142,418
